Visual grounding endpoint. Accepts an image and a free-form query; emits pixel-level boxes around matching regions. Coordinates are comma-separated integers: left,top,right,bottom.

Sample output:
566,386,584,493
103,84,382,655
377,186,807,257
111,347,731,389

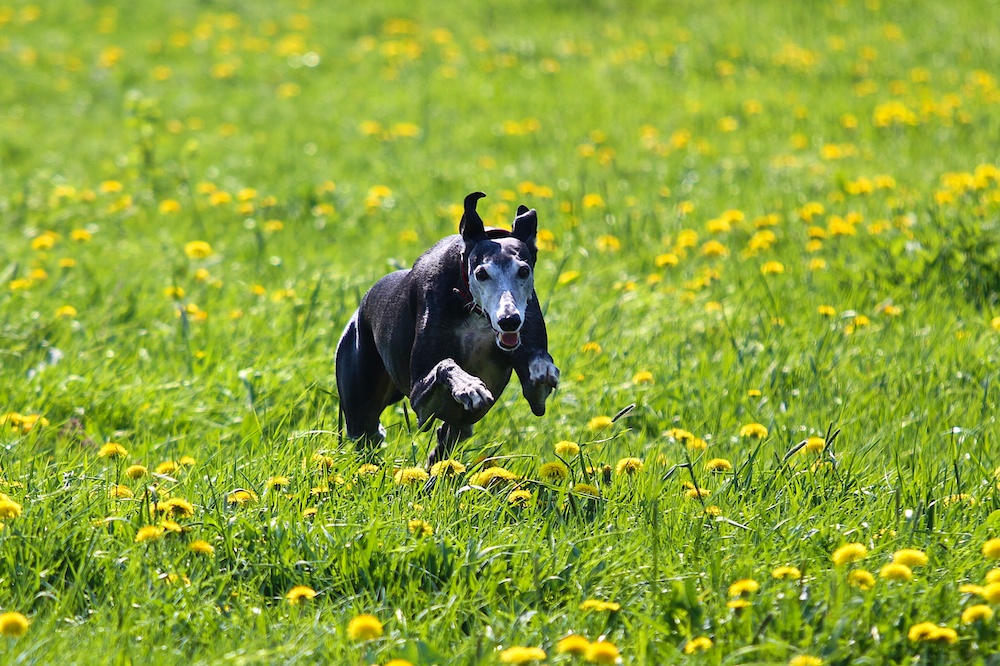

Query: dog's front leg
514,350,560,416
411,358,495,427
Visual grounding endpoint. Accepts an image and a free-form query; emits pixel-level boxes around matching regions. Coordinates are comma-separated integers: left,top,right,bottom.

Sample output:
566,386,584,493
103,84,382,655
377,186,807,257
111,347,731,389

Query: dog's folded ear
460,192,488,243
512,206,537,247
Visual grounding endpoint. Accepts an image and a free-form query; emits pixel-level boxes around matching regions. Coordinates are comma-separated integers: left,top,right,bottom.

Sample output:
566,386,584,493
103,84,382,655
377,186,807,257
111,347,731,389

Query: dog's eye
474,267,490,281
517,265,531,279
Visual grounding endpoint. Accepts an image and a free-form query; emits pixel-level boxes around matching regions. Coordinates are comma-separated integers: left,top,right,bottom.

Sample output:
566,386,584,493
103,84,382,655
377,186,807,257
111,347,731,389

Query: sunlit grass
3,0,1000,663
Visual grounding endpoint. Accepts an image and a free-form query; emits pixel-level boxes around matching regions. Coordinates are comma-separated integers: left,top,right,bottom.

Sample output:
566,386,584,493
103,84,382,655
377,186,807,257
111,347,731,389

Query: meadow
3,0,1000,663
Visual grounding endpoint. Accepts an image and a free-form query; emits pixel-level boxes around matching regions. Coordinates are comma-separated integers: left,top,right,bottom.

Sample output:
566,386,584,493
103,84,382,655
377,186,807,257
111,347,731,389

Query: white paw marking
528,357,560,387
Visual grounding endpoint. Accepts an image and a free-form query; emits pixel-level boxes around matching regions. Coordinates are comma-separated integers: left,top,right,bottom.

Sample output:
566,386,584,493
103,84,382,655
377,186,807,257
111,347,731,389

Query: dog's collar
455,255,488,319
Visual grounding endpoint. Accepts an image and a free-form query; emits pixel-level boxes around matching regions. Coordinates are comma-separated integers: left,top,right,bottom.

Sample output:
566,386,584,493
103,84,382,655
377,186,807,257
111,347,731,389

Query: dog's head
460,192,538,352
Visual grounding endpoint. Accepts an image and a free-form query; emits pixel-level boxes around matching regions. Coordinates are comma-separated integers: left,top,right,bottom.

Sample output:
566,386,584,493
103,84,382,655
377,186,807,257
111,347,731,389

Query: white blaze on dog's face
467,238,534,351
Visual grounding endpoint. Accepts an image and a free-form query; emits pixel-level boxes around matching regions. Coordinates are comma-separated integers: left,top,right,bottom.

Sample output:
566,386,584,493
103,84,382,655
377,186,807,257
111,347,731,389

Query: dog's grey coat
336,192,559,464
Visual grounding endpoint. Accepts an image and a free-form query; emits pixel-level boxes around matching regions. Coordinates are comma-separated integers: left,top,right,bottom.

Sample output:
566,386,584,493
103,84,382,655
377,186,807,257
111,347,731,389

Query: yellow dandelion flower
184,240,213,259
408,519,433,536
847,569,876,590
588,415,613,431
302,507,318,519
982,538,1000,559
468,466,517,488
178,456,195,467
190,540,215,556
579,599,620,612
595,234,620,252
584,641,620,664
155,460,179,475
727,598,752,610
632,370,654,384
429,459,466,477
0,499,23,519
0,612,30,638
615,457,643,476
705,458,732,473
356,464,380,476
739,423,768,438
772,566,802,580
558,271,581,287
981,582,1000,603
384,661,414,666
667,428,694,444
160,519,183,534
573,483,600,498
700,240,729,258
582,193,605,209
556,634,590,656
802,437,825,454
286,585,317,604
30,235,56,252
499,647,547,664
109,484,133,499
655,252,679,267
892,548,928,567
555,440,580,457
684,486,711,499
760,261,785,275
728,578,760,597
907,622,957,644
962,604,993,624
267,475,290,489
135,525,165,542
227,489,257,505
508,489,532,506
958,584,984,596
879,563,912,582
683,636,713,654
539,461,569,482
55,305,77,319
125,464,148,480
704,505,722,516
832,543,868,566
98,442,128,458
159,199,181,214
394,467,429,485
817,305,836,317
346,614,383,641
160,497,195,518
788,657,823,666
986,568,1000,584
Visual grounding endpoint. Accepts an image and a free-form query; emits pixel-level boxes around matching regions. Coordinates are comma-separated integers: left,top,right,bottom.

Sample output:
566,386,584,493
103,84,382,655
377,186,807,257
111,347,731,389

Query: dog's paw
451,376,494,413
528,357,560,388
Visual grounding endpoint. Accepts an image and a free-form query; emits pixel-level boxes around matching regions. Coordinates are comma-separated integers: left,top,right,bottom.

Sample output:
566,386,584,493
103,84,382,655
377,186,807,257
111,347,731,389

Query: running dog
335,192,559,465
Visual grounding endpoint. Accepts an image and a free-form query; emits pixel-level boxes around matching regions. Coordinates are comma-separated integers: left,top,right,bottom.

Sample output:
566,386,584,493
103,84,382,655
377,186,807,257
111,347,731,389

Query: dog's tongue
499,332,520,349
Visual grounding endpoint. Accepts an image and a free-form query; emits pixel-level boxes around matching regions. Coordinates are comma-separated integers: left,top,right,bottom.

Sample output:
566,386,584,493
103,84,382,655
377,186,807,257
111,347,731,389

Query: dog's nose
497,314,522,332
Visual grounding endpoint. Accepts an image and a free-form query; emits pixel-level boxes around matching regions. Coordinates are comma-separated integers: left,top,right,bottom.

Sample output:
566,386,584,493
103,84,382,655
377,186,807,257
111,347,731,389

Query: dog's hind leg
335,310,399,451
426,422,473,467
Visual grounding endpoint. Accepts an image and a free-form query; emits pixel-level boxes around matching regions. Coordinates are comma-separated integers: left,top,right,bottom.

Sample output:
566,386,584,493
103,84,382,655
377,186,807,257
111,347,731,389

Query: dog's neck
454,252,488,319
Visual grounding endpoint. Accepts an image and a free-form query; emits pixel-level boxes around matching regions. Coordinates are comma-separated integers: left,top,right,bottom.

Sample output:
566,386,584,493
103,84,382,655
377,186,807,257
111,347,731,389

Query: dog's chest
454,316,512,390
455,316,497,359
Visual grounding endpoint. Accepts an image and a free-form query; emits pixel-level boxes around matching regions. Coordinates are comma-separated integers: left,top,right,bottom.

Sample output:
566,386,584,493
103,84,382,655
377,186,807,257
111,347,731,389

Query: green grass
3,0,1000,663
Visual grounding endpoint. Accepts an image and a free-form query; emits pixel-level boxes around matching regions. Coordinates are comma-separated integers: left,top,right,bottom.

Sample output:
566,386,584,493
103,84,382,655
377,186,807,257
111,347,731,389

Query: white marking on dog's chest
457,316,496,358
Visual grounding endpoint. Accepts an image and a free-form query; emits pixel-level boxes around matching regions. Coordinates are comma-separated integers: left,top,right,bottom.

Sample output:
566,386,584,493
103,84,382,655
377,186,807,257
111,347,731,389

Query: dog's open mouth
496,331,521,351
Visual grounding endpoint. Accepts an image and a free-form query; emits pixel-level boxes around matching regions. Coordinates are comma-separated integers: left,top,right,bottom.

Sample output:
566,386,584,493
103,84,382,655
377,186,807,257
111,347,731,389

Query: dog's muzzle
495,314,522,351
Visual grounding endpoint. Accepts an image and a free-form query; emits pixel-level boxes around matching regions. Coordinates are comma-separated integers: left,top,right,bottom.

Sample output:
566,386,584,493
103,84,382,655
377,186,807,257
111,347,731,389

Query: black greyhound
335,192,559,466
